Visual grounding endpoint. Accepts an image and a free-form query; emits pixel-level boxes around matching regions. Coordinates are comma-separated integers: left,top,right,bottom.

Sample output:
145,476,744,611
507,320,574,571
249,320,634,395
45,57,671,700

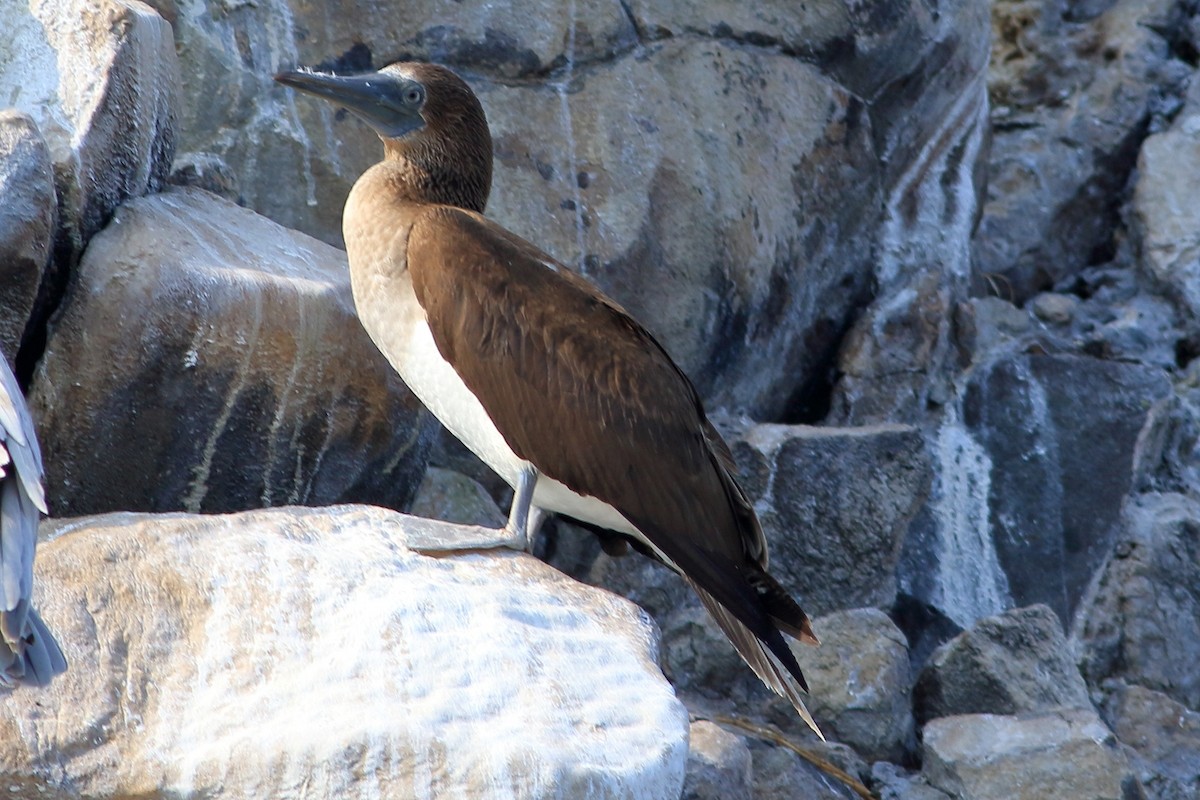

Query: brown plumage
276,62,822,736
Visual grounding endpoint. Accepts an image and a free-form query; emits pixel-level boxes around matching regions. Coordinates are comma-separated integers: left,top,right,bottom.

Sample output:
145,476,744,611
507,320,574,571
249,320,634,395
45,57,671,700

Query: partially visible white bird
0,358,66,687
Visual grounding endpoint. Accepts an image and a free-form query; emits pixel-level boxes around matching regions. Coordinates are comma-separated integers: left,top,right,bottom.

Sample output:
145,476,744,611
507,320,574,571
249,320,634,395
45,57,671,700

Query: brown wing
407,206,818,706
408,206,748,561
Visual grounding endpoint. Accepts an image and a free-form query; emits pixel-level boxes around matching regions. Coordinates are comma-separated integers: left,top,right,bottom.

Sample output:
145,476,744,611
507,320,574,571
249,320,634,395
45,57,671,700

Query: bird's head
275,62,492,212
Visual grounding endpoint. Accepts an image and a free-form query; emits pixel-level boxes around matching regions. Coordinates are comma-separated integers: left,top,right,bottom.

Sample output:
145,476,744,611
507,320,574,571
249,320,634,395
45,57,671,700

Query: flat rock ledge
0,505,688,799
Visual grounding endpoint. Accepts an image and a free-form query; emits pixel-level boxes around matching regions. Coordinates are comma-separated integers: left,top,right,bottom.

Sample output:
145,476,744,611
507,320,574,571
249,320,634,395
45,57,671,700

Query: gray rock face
914,605,1091,723
729,422,931,616
1077,493,1200,711
976,0,1191,300
923,709,1141,800
29,187,433,516
794,608,914,763
0,112,55,365
0,0,179,264
871,763,954,800
682,721,753,800
0,506,689,799
1132,75,1200,325
749,739,869,800
408,467,506,528
1103,682,1200,800
963,353,1172,624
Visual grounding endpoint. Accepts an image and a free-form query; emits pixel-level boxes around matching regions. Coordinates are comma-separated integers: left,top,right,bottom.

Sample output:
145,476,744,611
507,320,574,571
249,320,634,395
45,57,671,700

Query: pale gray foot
403,467,541,554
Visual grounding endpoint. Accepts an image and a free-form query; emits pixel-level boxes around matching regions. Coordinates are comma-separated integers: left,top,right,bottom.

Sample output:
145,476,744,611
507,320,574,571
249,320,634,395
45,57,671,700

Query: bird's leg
500,466,538,551
402,466,540,554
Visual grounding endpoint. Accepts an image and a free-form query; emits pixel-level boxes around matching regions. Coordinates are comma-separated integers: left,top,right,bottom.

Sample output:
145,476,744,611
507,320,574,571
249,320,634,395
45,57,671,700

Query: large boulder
29,187,433,516
0,0,179,266
0,112,56,365
0,505,688,799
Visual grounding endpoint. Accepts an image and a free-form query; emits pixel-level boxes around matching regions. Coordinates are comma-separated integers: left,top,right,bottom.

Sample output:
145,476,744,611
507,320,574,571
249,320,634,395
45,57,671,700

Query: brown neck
382,127,492,214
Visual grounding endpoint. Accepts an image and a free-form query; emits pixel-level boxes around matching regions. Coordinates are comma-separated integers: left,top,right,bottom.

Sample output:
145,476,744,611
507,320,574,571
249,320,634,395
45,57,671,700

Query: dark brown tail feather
747,566,820,645
688,579,824,739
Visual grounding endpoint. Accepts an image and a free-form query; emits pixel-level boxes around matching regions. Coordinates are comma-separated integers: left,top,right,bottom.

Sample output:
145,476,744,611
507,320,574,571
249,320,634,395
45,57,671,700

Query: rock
831,273,963,425
1076,493,1200,711
1030,292,1079,326
29,186,433,516
793,608,914,763
729,422,931,616
408,467,506,528
0,505,689,799
0,111,56,365
870,763,954,800
914,605,1092,723
0,0,179,266
1132,75,1200,324
962,353,1173,624
976,0,1192,300
682,720,753,800
749,738,869,800
923,709,1142,800
1103,682,1200,800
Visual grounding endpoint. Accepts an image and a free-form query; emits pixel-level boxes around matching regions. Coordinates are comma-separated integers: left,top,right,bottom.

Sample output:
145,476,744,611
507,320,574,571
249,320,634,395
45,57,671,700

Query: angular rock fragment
915,605,1091,723
794,608,914,763
682,720,753,800
923,709,1141,800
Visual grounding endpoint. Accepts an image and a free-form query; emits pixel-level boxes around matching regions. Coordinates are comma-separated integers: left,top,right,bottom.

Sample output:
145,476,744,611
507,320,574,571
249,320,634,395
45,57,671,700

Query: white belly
357,288,643,540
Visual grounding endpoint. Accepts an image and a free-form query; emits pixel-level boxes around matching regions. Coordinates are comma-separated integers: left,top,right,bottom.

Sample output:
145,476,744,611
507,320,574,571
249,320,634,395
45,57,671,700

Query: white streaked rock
0,505,688,799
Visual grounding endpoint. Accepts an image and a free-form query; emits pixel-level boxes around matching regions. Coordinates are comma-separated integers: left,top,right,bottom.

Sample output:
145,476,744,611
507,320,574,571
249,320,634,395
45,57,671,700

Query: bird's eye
404,86,424,106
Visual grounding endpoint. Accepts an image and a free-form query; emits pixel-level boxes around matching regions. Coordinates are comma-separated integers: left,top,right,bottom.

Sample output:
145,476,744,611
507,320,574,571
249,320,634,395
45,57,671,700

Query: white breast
351,264,648,543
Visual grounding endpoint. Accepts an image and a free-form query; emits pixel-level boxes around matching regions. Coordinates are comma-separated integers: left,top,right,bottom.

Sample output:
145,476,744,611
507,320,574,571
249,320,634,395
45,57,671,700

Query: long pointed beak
274,69,422,138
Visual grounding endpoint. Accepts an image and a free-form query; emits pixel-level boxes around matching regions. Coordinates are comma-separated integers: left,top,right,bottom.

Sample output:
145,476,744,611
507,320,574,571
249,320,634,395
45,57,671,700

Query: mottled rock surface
963,353,1172,623
729,422,931,616
682,721,753,800
976,0,1192,300
0,506,688,799
1077,492,1200,711
1103,682,1200,800
29,187,433,516
0,112,55,365
915,605,1091,723
0,0,179,264
749,739,868,800
923,709,1140,800
1133,74,1200,325
408,466,506,528
794,608,914,763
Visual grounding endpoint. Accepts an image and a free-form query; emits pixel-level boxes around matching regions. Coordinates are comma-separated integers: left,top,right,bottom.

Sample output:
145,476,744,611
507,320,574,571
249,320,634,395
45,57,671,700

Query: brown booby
0,358,66,687
276,62,822,735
